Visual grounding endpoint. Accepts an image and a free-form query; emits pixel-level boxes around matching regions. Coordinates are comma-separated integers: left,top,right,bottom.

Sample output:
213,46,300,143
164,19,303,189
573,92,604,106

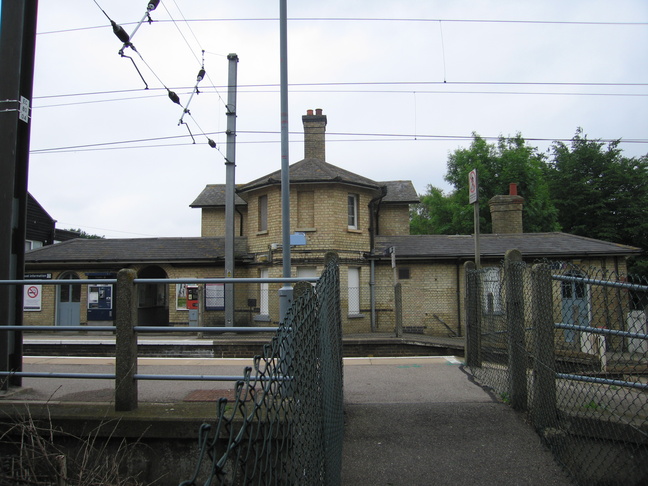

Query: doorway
560,273,590,350
57,271,81,326
137,266,169,325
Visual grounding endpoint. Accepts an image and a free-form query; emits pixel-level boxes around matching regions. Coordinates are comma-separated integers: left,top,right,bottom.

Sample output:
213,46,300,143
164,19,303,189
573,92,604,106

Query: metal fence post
465,261,482,367
115,268,138,411
394,282,403,338
505,249,527,411
531,263,557,430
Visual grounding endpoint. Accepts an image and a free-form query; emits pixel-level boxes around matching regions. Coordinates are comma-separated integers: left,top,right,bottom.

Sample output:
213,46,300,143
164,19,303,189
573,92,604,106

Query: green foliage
411,133,560,234
63,228,105,239
411,129,648,279
545,129,648,252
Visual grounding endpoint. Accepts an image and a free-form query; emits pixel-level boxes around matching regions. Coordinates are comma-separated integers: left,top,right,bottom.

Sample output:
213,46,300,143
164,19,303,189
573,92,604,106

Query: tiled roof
191,162,419,207
239,158,382,192
373,233,641,260
190,185,248,208
380,181,420,204
25,237,250,265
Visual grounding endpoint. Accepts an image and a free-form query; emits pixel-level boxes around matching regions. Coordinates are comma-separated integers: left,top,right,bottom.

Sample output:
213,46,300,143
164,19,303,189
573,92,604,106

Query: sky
23,0,648,238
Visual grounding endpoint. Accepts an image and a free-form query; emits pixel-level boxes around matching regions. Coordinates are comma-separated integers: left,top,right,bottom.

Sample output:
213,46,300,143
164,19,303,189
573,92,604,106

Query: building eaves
190,185,247,208
25,237,251,265
372,233,641,261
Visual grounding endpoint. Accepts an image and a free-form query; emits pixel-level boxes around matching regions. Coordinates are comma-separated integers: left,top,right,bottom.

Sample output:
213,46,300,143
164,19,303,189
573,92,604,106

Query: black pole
0,0,39,388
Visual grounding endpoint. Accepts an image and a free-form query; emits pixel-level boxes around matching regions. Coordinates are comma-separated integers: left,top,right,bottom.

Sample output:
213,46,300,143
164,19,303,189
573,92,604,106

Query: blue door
561,275,588,346
57,272,81,326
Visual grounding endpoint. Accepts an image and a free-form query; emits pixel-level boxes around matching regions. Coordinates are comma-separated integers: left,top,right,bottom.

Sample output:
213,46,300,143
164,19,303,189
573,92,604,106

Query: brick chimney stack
302,108,327,161
489,183,525,234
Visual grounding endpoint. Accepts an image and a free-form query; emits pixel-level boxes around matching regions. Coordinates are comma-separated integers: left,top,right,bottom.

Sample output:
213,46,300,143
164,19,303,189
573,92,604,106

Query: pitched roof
190,185,248,208
373,233,641,261
380,181,420,204
25,237,251,265
239,158,382,193
191,161,419,207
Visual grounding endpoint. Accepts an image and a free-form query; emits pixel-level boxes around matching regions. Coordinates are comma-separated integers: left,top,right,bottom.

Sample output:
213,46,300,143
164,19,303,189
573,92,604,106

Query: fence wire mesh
466,255,648,485
180,253,344,486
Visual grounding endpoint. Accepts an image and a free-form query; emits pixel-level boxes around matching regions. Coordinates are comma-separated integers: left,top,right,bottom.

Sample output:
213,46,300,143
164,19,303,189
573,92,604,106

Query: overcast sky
24,0,648,238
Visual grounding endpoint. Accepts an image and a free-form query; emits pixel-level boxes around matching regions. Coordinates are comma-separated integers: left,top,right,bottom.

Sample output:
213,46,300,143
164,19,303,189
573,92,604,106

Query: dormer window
348,194,359,230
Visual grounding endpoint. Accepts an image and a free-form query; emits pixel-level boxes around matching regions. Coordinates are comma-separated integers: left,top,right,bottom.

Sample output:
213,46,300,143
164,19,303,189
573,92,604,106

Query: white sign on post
469,169,478,204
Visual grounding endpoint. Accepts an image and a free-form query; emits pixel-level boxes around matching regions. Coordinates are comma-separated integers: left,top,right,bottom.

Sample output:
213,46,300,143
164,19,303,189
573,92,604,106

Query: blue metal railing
0,275,316,404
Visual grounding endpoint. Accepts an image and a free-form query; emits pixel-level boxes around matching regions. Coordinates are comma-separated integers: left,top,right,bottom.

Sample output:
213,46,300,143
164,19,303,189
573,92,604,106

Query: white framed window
259,268,269,316
347,194,359,229
258,194,268,232
482,267,502,314
297,266,317,285
348,267,361,315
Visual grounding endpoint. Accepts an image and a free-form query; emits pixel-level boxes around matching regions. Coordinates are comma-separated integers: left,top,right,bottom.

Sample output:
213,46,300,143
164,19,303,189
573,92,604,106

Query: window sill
347,228,362,234
256,230,268,236
348,313,365,319
295,227,316,232
254,314,272,322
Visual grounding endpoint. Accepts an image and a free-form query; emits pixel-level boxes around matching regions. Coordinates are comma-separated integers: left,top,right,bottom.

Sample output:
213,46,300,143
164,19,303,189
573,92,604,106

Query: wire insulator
168,90,181,105
208,139,216,149
197,69,206,82
148,0,161,11
111,20,131,45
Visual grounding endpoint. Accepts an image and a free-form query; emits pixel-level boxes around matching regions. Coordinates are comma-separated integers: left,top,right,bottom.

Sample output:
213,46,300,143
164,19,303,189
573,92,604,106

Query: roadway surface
3,355,573,485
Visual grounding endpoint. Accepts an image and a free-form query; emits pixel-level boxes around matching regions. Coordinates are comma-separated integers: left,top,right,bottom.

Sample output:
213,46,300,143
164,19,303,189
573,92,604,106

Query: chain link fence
465,251,648,485
180,252,344,486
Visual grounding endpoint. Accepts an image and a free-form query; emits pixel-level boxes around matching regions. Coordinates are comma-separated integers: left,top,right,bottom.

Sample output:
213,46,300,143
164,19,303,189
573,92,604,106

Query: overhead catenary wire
90,0,223,150
36,17,648,35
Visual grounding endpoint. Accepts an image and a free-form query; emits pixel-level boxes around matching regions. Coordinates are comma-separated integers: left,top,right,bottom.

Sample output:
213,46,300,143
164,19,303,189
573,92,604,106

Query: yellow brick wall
201,207,246,237
379,205,411,235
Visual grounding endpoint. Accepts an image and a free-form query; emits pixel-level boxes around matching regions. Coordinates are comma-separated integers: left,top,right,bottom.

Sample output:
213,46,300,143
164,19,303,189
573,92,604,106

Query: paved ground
1,355,574,485
341,357,573,485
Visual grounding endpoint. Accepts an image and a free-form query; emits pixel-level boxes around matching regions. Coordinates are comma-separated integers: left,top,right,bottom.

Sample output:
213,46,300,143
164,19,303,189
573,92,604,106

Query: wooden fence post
505,249,527,411
115,268,138,411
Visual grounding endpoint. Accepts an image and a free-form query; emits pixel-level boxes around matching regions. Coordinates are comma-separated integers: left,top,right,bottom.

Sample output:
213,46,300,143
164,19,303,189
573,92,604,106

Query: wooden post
505,249,527,411
115,268,138,411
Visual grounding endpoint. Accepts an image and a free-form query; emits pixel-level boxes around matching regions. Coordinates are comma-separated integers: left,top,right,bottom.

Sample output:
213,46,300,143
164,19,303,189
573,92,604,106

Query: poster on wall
23,284,42,311
176,284,188,310
206,283,225,311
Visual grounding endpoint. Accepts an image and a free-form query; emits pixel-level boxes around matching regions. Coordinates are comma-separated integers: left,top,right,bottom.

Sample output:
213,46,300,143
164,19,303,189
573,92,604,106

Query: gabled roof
25,237,251,266
190,185,248,208
191,160,419,207
380,181,420,204
239,158,382,193
373,233,641,261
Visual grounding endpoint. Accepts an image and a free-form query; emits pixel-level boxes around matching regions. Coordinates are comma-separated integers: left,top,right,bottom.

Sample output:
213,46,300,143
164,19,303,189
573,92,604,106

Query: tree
410,185,470,235
411,133,560,234
545,129,648,275
63,228,104,239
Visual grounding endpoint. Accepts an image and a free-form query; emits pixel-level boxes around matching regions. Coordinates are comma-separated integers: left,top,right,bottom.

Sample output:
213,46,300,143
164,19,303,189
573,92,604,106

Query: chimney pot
509,183,518,196
302,107,327,160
